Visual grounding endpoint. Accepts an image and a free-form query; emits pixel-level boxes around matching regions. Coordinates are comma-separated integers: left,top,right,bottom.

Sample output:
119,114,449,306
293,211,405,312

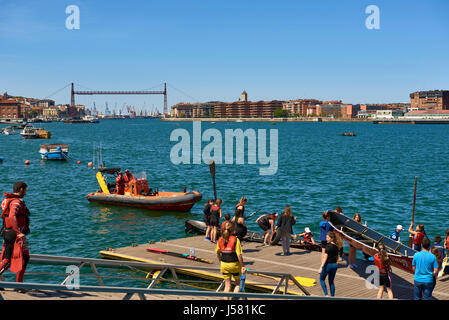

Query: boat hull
39,152,68,160
86,191,202,212
328,210,416,274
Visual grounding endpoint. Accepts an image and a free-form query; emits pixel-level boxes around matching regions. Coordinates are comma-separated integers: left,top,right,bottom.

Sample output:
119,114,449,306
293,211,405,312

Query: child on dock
373,244,394,299
203,199,214,241
430,236,445,258
215,221,245,300
275,206,296,256
430,246,443,290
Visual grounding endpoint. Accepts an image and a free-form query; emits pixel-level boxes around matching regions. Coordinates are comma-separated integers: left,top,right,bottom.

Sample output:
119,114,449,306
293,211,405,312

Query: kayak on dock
86,168,202,212
185,219,322,252
327,210,417,274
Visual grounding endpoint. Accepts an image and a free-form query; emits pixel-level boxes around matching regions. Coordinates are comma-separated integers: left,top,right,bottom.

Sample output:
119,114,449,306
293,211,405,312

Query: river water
0,119,448,286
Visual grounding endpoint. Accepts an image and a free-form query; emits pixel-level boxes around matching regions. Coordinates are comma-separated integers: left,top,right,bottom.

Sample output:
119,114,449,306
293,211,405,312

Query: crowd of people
205,200,449,300
2,183,448,300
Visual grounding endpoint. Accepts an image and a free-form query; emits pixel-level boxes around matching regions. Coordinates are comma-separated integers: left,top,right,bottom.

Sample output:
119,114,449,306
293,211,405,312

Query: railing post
89,262,104,286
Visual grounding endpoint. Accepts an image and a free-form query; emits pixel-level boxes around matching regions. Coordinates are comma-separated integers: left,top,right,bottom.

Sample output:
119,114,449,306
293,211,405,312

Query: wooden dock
100,235,449,300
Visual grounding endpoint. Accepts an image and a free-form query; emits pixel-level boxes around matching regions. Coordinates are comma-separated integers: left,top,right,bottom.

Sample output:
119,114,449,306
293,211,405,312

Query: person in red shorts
373,244,393,299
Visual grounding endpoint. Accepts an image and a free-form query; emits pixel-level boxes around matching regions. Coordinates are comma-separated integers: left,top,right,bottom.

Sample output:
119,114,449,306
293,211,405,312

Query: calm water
0,119,448,284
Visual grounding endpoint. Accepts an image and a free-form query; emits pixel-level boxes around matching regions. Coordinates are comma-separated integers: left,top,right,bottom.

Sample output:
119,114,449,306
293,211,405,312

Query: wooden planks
102,235,449,300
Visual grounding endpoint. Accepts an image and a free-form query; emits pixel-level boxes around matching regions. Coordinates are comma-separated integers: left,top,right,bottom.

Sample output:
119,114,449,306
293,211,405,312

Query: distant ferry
39,144,69,160
82,115,100,123
20,124,39,139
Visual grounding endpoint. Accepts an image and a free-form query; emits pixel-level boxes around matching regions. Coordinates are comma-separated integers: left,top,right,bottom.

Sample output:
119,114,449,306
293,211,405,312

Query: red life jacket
210,204,220,217
236,203,245,215
1,193,29,234
414,232,425,245
218,235,239,262
374,254,390,274
303,232,313,243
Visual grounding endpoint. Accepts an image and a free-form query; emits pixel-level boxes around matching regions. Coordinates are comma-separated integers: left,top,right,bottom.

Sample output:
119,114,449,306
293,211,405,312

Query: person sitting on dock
0,181,31,288
409,223,426,252
215,221,245,300
256,212,277,246
389,225,403,242
294,227,315,245
115,171,125,195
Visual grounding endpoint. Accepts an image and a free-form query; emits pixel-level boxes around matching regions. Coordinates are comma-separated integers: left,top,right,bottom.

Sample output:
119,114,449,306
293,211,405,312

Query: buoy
24,160,30,165
77,161,81,164
88,162,93,167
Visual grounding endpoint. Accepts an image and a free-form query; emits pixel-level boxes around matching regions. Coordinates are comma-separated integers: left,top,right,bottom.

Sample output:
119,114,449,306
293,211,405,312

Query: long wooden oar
209,160,217,201
408,176,418,248
438,257,448,278
147,247,213,264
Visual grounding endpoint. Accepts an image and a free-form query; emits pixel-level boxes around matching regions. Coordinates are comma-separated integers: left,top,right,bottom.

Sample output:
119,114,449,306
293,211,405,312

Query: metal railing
0,254,365,300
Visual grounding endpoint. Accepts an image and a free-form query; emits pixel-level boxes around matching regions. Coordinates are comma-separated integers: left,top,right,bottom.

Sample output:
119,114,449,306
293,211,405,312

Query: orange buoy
24,160,30,165
77,161,81,164
88,162,93,167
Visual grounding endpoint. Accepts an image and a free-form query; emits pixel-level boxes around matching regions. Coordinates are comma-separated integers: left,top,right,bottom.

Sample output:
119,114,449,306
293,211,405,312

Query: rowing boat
327,210,417,274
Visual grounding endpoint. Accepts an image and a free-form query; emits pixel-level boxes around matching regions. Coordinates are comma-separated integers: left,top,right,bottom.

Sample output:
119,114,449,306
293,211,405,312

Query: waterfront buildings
410,90,449,110
170,102,215,118
0,92,29,119
282,99,321,116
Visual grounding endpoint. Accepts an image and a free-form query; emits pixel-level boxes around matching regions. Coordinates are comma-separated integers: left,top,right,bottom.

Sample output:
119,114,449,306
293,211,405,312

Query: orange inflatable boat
85,168,202,212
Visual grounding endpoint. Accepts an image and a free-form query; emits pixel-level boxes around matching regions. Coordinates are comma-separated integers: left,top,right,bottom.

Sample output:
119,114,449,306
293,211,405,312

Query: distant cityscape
1,89,449,123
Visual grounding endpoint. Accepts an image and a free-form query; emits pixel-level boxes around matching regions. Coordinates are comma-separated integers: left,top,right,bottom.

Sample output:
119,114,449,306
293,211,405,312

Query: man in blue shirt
389,225,403,242
412,238,439,300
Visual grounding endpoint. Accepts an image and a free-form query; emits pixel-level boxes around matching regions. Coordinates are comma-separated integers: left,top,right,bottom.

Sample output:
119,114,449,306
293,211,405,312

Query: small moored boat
342,132,356,136
86,168,202,212
36,128,51,139
39,144,69,160
327,210,416,274
20,124,39,139
2,126,17,135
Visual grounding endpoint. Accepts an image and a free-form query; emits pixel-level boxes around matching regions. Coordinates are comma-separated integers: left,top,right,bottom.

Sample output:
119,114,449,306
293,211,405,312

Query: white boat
82,115,100,123
20,124,39,139
2,126,17,135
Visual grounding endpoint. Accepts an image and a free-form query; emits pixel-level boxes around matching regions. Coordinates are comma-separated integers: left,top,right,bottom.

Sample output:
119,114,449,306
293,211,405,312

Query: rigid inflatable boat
86,168,202,212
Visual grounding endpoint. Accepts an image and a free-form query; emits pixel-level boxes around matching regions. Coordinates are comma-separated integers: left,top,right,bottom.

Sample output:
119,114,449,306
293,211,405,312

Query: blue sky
0,0,448,112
